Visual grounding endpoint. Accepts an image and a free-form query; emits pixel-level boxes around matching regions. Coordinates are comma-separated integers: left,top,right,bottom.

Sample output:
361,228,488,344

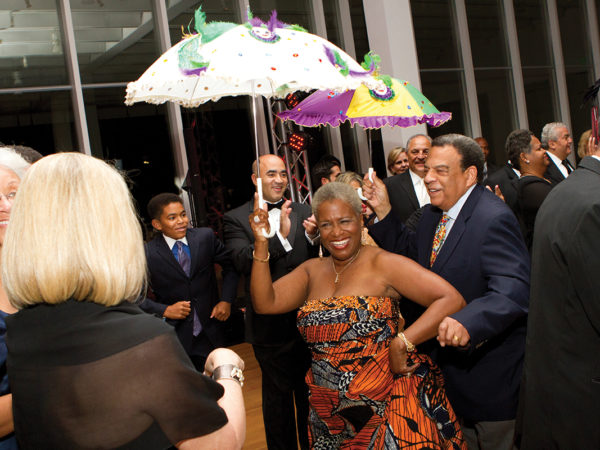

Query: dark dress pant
253,337,311,450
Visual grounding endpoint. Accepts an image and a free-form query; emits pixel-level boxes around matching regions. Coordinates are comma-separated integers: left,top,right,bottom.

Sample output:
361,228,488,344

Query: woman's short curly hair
312,182,362,219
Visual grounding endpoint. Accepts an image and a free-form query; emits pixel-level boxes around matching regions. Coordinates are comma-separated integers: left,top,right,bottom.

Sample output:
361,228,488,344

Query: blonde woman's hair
577,129,592,159
387,146,406,172
2,153,146,309
335,171,362,187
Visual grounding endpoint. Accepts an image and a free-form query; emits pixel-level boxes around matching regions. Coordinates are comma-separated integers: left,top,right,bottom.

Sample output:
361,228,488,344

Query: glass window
465,0,516,162
522,68,559,136
349,0,369,62
0,3,69,89
0,90,76,154
475,69,517,164
167,0,238,45
323,0,342,49
250,0,313,31
466,0,509,67
72,0,159,84
514,0,559,137
411,0,461,69
420,71,468,138
83,87,175,220
557,0,594,142
514,0,553,67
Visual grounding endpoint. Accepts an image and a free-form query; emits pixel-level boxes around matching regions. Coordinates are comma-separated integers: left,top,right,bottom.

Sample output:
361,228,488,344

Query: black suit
140,228,238,364
543,156,567,186
384,171,422,224
518,157,600,448
485,163,519,213
224,199,315,450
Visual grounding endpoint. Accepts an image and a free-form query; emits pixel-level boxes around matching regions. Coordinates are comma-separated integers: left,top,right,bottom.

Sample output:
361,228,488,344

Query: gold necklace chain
332,247,361,284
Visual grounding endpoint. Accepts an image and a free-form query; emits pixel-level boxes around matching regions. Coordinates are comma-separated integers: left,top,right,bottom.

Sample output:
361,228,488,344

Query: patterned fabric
297,296,465,449
430,213,450,267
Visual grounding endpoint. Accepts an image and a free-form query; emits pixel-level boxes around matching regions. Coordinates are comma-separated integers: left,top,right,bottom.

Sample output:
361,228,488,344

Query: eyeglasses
0,192,17,203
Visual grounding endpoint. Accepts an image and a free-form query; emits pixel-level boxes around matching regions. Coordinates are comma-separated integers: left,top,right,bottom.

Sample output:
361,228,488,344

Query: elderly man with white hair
541,122,574,186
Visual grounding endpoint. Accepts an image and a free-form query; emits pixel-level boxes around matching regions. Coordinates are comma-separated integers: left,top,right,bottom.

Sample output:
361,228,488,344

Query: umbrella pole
367,129,374,182
252,80,264,209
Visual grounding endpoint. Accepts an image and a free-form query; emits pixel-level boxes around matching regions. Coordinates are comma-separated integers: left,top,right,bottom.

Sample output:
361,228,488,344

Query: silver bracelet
212,364,244,387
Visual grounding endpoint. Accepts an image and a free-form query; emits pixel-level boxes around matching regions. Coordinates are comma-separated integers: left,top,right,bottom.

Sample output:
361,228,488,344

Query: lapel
153,235,188,278
505,165,518,181
287,207,298,247
430,185,484,272
186,229,200,277
547,159,566,182
399,172,420,210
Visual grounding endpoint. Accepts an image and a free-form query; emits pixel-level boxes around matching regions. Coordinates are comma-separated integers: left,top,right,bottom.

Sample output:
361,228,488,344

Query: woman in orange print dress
250,182,467,449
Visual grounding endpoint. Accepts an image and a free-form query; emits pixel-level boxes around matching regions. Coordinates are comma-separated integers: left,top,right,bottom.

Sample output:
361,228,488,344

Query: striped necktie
430,214,450,267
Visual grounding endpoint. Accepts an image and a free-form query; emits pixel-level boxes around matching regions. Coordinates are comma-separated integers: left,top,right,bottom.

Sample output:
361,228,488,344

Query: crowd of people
0,118,596,449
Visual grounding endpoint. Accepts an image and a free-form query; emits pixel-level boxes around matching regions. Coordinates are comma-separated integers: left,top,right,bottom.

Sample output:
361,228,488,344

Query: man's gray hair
406,134,432,148
312,182,362,219
540,122,568,149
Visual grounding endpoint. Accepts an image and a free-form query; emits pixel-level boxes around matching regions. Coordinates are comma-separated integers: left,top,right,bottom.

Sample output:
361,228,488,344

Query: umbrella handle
368,167,373,182
256,178,276,238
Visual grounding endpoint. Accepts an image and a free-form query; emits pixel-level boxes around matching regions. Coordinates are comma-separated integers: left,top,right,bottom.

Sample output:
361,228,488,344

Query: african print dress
297,296,465,449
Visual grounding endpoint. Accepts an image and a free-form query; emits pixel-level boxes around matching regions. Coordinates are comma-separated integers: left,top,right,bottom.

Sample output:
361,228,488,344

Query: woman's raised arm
249,198,310,314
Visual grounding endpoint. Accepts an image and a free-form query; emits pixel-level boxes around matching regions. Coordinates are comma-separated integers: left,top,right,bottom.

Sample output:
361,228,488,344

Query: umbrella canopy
277,76,451,129
125,9,376,107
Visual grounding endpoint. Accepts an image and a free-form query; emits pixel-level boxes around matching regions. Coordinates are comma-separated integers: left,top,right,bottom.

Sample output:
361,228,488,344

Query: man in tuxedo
224,154,317,450
475,137,498,182
518,144,600,448
541,121,574,185
139,193,238,371
384,134,431,226
364,134,530,450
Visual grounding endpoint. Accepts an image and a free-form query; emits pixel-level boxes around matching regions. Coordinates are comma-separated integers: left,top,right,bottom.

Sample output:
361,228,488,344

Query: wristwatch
212,364,245,387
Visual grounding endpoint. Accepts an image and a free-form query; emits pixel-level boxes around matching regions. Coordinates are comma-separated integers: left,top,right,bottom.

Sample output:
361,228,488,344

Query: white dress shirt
409,169,430,207
163,234,189,249
440,184,476,244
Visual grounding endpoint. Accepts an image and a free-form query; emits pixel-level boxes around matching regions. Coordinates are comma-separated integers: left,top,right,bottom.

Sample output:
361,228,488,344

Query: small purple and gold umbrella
277,76,451,129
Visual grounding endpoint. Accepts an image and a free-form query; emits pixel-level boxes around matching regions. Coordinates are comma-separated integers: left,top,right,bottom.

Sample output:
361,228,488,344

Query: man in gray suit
518,140,600,448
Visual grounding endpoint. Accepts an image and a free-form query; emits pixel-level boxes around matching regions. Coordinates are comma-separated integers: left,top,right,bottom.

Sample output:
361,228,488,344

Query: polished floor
229,343,267,450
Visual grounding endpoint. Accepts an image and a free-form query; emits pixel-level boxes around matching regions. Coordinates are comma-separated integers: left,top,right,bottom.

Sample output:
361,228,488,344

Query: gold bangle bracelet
252,250,270,263
397,331,416,352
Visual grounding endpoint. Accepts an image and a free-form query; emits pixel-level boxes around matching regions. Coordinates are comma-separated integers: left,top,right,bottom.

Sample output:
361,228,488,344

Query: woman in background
3,153,245,449
387,146,409,175
507,130,551,252
0,147,30,450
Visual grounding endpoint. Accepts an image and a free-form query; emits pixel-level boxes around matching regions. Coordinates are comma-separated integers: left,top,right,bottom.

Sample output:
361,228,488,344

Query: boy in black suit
140,193,238,371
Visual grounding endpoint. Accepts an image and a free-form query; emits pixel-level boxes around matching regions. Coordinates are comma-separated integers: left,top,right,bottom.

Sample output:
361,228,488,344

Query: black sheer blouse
6,300,228,449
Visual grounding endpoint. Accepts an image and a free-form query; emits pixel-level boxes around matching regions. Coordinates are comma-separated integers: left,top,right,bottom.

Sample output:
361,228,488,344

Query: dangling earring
319,244,323,258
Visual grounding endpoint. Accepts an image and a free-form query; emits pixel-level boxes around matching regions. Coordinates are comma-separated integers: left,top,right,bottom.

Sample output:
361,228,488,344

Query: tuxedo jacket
140,227,238,356
369,184,530,422
384,171,422,224
519,157,600,448
223,199,317,346
485,163,519,213
544,157,567,186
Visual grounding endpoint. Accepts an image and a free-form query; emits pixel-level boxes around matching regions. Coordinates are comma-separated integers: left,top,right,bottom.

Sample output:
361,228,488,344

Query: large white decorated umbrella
125,7,376,216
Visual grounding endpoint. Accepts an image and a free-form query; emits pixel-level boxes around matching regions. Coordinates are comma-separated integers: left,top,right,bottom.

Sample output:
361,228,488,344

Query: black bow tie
267,200,284,211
